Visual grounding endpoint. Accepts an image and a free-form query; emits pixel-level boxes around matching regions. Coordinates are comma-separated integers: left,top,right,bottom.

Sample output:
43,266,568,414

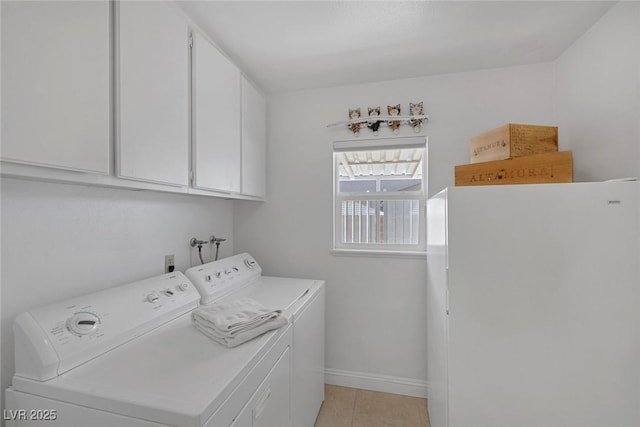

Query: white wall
554,2,640,412
233,62,557,395
555,1,640,182
0,178,234,409
233,2,640,395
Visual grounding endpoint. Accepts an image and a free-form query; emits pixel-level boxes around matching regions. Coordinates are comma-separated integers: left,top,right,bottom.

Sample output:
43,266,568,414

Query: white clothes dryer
5,253,324,427
185,253,325,427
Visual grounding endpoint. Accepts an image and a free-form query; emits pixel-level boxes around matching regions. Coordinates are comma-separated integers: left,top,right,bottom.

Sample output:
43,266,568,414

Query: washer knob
67,312,100,336
147,292,160,303
178,283,189,291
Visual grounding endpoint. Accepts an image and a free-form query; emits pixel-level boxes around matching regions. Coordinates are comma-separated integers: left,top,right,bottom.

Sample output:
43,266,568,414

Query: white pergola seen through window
333,136,427,254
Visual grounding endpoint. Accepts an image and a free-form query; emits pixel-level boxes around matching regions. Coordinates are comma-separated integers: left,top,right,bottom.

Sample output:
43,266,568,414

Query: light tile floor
314,385,431,427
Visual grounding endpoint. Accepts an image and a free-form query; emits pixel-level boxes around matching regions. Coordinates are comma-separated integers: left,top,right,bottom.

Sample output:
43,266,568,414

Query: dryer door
231,346,291,427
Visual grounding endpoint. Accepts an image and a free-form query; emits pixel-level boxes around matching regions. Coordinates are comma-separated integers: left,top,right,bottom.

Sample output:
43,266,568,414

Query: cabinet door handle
252,385,272,421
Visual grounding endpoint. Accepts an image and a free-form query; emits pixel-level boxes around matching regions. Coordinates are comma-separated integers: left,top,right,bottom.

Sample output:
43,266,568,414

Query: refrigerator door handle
445,270,450,316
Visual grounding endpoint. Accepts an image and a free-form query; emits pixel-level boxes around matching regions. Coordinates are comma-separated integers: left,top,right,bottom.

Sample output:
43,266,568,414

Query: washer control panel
185,253,262,304
13,272,200,381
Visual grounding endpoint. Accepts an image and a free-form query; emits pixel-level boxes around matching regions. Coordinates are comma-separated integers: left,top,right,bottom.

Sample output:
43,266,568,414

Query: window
333,136,427,254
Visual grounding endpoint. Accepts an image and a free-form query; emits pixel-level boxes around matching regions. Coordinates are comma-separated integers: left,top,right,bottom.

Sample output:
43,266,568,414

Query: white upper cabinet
1,1,266,200
116,1,189,186
241,77,267,199
191,31,242,194
1,1,110,174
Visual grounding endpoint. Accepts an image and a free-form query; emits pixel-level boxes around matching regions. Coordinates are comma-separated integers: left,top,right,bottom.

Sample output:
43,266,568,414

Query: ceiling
177,1,616,93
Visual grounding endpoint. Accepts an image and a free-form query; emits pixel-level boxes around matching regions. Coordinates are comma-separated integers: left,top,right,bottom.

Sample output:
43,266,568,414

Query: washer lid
225,276,323,321
13,272,200,381
12,313,288,427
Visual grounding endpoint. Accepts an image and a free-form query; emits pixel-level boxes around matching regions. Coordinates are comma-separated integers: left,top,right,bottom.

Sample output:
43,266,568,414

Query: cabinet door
116,1,189,186
241,77,267,199
192,32,241,193
1,1,110,174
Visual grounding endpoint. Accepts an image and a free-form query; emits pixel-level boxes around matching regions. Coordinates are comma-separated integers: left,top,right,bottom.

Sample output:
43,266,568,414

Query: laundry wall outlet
165,255,175,273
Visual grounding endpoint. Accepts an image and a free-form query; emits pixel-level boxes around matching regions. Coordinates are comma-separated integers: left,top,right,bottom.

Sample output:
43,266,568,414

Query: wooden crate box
455,151,573,186
470,123,558,164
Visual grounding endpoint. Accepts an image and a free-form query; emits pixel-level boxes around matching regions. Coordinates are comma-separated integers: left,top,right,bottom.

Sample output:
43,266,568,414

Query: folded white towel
192,298,283,336
194,316,287,348
192,298,287,348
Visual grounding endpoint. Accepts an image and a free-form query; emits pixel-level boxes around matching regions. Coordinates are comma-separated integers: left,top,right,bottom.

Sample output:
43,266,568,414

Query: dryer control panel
185,253,262,304
13,272,200,381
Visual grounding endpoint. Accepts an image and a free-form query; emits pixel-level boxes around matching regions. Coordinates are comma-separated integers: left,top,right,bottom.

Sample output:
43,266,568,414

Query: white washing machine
5,253,324,427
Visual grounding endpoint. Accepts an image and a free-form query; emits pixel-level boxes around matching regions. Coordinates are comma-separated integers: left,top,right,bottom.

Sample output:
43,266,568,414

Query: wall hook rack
327,114,429,129
326,114,429,128
328,102,428,135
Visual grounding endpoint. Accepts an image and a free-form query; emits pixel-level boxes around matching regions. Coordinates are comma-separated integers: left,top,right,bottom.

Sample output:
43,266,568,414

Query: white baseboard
324,368,428,398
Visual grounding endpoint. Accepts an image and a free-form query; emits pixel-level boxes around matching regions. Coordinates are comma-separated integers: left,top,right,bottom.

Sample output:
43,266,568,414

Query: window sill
330,248,427,259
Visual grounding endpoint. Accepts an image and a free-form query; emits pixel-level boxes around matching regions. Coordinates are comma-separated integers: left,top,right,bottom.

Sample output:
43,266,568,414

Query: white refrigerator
426,181,640,427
